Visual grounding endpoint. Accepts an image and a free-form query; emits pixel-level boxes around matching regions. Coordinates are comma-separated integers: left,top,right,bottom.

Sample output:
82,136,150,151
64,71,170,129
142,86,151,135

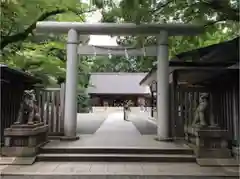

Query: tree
0,0,94,50
0,0,96,86
95,0,239,70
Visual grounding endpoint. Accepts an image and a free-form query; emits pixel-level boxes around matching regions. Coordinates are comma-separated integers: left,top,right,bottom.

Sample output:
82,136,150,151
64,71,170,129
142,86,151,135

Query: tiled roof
87,72,150,94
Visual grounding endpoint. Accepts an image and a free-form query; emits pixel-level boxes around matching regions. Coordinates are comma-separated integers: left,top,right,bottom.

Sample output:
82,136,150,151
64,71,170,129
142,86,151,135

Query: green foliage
1,0,239,89
0,0,94,87
77,91,90,113
96,0,239,70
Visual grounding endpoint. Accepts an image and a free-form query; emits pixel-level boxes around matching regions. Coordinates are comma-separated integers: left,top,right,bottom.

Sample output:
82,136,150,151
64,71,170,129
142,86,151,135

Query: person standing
123,100,131,121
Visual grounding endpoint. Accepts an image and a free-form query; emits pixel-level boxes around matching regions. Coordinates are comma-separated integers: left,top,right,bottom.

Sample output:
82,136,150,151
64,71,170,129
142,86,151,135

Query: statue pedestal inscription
2,122,48,157
187,126,231,158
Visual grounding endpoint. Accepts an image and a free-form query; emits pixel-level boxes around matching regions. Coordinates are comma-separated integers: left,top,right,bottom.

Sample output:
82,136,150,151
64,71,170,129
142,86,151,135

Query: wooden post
60,83,65,134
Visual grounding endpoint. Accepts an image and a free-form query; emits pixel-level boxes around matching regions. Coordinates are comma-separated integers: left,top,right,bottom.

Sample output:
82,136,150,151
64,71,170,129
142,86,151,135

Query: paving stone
90,162,108,173
106,163,126,174
34,162,60,173
1,165,23,174
124,163,144,175
53,162,91,174
0,157,16,164
141,163,162,175
0,165,8,174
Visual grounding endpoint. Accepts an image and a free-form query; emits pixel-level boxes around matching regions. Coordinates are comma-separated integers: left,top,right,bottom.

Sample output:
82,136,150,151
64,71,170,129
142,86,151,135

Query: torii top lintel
36,21,204,36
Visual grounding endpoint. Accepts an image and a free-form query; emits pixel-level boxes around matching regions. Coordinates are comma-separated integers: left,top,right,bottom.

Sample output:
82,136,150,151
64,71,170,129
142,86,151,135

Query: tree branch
201,0,239,22
0,9,67,50
150,1,171,14
0,8,96,50
204,17,228,27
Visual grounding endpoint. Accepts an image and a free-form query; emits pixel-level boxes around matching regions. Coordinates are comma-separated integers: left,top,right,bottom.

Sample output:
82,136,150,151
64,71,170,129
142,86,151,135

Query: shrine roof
140,36,239,85
0,65,42,85
87,72,150,95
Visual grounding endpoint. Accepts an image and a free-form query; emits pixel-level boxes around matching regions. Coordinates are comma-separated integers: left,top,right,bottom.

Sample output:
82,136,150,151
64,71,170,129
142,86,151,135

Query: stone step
37,153,196,163
40,147,194,155
1,174,236,179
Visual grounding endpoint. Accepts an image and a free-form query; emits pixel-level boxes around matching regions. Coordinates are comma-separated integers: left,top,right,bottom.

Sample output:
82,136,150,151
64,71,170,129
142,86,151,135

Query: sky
85,9,118,46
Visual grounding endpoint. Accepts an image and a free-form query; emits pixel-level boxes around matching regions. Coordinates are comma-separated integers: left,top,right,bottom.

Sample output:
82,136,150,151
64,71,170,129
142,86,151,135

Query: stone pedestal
2,122,48,157
186,126,231,158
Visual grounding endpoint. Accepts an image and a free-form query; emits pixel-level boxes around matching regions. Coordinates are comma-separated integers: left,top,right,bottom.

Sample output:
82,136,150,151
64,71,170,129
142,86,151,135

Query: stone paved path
95,112,141,137
43,111,186,149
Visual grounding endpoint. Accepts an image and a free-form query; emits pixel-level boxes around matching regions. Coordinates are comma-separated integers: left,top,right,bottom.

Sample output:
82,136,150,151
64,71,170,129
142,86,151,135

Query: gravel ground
76,113,107,134
129,113,157,135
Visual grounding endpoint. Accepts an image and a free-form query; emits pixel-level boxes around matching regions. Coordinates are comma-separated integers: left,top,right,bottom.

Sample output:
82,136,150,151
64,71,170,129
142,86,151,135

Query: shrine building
87,72,151,107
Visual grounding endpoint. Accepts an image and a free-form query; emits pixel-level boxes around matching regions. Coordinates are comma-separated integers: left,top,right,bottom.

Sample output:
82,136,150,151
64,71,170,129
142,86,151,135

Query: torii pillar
62,29,79,140
156,31,169,141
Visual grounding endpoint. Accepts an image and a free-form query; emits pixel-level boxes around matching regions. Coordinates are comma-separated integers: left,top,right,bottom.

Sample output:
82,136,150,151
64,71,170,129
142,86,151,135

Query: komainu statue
192,93,209,127
15,90,41,125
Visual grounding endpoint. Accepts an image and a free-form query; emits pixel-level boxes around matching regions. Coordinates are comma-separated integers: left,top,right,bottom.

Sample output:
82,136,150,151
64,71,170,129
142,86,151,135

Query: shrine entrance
36,22,204,141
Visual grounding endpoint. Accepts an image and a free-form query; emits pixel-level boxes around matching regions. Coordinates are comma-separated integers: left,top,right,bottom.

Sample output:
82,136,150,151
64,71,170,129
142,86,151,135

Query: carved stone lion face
200,93,209,99
23,90,36,102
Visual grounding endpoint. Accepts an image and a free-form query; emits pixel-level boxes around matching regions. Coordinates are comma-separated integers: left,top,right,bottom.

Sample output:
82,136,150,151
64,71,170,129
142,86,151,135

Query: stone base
154,136,173,142
11,122,45,129
197,158,239,166
2,123,48,157
232,146,240,159
2,141,48,157
4,122,47,136
195,148,232,158
60,136,79,141
186,126,231,158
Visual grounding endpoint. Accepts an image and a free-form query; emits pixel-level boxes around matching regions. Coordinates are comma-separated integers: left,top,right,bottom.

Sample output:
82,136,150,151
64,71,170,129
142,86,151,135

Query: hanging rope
93,46,97,58
142,43,146,57
93,45,142,51
124,48,129,59
89,45,156,52
108,49,112,59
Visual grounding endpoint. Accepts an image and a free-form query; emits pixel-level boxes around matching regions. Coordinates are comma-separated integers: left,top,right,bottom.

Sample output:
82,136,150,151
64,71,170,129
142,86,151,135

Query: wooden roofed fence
140,37,239,157
0,65,41,146
1,65,76,142
140,37,239,86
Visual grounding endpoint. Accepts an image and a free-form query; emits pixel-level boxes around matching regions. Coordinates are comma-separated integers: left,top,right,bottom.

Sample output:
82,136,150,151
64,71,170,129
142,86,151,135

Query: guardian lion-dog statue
15,90,41,125
192,93,209,127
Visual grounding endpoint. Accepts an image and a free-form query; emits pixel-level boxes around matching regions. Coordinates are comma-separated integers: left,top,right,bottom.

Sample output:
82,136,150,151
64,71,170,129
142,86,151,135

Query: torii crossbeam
36,21,204,141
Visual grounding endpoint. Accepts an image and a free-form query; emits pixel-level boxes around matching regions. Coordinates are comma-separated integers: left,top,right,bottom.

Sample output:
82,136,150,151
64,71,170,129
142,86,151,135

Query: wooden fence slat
60,83,65,133
50,91,54,133
189,92,193,126
227,90,233,137
46,91,50,125
55,91,60,133
36,88,63,135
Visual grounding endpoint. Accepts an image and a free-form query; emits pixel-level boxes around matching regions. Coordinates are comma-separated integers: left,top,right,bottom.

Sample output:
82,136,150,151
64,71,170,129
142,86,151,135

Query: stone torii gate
36,22,204,141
